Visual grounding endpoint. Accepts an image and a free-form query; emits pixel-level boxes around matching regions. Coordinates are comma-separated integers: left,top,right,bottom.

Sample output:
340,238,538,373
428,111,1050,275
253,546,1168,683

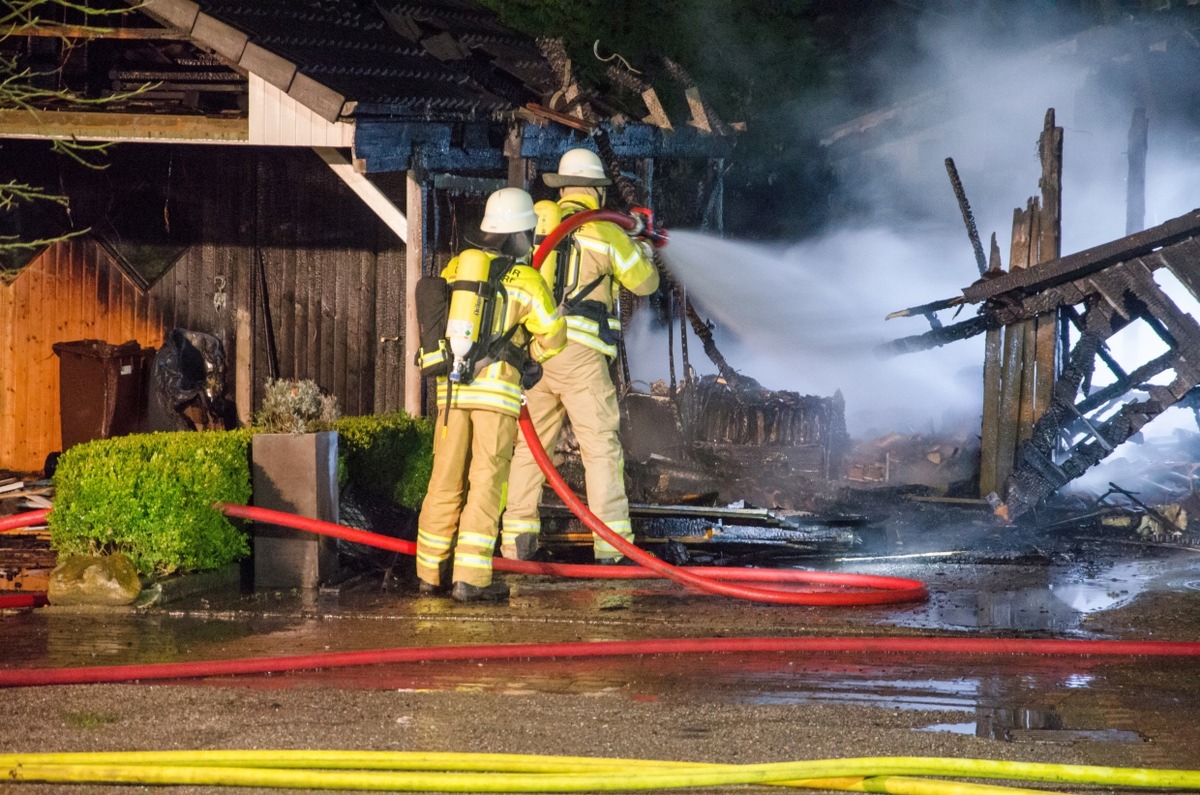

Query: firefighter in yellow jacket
502,149,659,563
415,187,566,602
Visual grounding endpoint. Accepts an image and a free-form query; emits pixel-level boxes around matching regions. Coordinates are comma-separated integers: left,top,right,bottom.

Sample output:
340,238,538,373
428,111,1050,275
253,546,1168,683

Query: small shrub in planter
253,378,340,434
50,430,253,576
336,412,433,509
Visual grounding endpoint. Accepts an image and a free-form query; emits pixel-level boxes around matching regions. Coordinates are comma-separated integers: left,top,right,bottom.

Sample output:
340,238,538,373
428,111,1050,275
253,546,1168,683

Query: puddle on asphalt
891,559,1159,633
921,716,1145,744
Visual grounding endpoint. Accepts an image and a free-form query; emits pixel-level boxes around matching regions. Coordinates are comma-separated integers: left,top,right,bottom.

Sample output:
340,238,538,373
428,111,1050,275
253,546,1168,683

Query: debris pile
0,476,55,594
845,431,981,497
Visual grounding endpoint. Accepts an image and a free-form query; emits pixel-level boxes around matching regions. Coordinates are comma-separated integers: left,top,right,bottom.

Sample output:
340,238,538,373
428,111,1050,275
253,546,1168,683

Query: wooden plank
0,25,188,40
349,250,369,414
333,250,349,406
995,205,1033,490
235,236,254,425
287,72,346,125
1018,201,1041,445
1126,107,1148,235
35,246,54,463
375,236,402,415
239,43,297,94
10,261,30,468
1034,113,1063,425
1156,236,1200,305
317,249,330,393
0,261,14,468
191,12,248,62
141,0,200,31
1118,260,1200,381
313,148,407,241
0,110,248,143
404,171,424,416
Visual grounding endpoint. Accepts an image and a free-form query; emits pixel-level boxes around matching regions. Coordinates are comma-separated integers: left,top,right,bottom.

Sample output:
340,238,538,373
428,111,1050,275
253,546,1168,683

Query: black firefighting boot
501,532,540,561
418,560,452,596
450,580,510,603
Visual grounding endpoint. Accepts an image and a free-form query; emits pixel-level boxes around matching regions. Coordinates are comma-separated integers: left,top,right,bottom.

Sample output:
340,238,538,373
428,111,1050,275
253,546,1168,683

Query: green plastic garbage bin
52,339,156,449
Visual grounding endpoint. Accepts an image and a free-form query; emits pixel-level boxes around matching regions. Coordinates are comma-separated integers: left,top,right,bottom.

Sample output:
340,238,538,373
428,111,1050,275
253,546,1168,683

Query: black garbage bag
152,328,238,431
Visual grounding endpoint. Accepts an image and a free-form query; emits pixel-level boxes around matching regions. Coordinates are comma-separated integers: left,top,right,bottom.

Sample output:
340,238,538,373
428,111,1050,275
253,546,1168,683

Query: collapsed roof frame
884,208,1200,521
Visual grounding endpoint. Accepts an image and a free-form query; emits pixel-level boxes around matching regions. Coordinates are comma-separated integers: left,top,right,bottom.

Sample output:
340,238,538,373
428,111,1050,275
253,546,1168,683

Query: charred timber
945,157,988,276
876,314,991,357
680,376,834,447
962,208,1200,303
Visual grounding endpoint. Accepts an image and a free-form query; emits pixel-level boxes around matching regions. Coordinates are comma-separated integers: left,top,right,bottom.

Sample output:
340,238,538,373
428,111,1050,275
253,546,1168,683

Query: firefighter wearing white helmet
502,148,659,564
416,187,566,603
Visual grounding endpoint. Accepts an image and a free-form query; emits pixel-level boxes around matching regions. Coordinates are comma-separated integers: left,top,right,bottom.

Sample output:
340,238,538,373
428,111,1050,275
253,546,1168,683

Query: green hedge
50,430,253,576
48,412,433,577
335,412,433,509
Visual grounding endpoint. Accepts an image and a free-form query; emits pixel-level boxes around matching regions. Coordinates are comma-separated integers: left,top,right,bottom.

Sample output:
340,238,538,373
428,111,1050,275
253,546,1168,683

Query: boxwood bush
47,412,433,577
335,412,433,508
50,430,253,576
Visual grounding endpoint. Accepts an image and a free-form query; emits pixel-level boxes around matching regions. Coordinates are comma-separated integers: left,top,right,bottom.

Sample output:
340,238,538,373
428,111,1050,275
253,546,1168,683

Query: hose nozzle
630,207,669,248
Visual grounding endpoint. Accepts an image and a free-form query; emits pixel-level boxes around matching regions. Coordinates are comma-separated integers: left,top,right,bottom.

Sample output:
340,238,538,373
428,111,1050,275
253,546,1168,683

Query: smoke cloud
634,5,1200,441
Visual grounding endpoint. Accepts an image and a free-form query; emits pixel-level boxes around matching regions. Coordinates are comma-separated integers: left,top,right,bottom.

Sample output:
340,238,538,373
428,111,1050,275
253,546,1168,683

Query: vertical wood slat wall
0,239,166,473
0,146,406,474
979,110,1064,499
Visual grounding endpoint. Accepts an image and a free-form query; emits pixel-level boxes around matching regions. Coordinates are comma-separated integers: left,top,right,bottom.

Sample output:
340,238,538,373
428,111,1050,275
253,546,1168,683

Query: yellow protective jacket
425,251,566,416
555,193,659,357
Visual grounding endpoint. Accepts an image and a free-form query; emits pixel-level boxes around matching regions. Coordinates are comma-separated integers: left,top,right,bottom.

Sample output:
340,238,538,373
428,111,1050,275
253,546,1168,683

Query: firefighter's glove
520,360,544,390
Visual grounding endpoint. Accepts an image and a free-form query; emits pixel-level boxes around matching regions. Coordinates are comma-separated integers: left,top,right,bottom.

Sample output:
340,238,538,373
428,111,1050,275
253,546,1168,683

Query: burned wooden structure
885,206,1200,521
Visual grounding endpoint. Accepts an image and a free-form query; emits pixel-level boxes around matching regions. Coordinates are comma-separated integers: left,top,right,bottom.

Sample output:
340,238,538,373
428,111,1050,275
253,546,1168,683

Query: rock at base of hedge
48,553,142,606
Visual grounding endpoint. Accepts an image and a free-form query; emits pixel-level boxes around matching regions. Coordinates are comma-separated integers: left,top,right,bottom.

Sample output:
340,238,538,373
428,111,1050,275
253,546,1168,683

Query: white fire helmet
543,148,612,188
480,187,537,233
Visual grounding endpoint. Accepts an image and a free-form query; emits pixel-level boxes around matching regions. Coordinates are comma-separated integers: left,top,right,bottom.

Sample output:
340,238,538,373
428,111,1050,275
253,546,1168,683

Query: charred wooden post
944,157,988,277
979,110,1062,499
1034,110,1063,422
979,234,1004,494
1126,107,1148,236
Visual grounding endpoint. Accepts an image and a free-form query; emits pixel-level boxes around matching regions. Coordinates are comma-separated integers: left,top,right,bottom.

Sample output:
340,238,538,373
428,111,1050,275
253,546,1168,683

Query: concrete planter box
250,431,340,590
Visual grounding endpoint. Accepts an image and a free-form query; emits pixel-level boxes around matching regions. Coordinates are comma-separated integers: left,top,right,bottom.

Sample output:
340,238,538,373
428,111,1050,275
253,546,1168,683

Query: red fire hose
527,209,927,605
3,504,924,606
4,632,1200,688
220,504,925,604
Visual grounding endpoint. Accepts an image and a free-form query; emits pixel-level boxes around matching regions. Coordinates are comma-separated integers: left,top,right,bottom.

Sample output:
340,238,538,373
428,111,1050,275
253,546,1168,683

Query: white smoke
628,6,1200,442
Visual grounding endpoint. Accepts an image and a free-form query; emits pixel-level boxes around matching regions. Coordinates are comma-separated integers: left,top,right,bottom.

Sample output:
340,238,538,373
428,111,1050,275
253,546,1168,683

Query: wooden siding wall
0,238,165,473
247,151,405,413
0,145,406,474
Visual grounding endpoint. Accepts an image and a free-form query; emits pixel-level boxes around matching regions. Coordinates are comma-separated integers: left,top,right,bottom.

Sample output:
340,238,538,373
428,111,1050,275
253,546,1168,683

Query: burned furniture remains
152,328,237,432
884,208,1200,520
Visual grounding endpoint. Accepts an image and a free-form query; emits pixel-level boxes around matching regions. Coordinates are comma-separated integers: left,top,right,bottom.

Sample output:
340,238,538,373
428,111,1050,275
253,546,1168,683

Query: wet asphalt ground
2,500,1200,794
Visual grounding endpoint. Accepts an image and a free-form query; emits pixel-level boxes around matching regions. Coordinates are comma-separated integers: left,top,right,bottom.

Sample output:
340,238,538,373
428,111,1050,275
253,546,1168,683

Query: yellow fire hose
1,750,1197,792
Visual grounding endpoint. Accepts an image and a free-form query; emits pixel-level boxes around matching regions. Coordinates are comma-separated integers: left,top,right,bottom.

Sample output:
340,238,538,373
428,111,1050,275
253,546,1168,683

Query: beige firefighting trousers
504,343,635,559
416,407,517,588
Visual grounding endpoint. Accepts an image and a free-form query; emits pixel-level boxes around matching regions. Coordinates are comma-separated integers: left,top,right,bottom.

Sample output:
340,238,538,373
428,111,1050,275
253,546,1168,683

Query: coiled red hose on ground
529,209,926,605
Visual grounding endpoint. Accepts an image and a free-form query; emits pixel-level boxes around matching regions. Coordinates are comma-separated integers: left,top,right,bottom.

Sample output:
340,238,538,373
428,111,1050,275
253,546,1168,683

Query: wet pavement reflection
3,520,1200,772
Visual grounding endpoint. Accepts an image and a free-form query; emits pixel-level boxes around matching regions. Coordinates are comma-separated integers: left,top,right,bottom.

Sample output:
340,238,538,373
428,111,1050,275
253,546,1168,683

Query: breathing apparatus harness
533,200,667,348
415,249,547,432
